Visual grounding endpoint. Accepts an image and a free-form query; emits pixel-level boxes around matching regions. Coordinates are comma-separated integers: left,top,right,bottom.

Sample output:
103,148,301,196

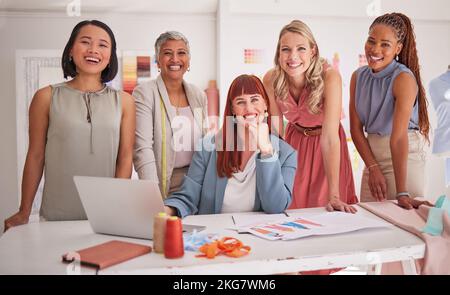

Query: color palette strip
122,55,151,94
244,49,264,64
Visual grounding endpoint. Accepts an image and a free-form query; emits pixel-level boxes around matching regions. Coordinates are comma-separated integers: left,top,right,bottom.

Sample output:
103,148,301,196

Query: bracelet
396,192,411,199
367,163,378,170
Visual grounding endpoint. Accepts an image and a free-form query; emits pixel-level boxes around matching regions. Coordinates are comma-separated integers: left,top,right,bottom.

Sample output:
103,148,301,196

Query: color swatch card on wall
243,49,265,64
122,51,152,94
238,211,387,241
358,54,368,67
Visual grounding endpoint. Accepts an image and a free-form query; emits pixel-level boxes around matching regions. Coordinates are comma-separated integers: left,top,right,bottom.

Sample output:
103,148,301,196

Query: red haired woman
164,74,297,217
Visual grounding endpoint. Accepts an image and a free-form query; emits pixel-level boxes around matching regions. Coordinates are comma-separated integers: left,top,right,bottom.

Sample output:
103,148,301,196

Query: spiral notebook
62,240,152,270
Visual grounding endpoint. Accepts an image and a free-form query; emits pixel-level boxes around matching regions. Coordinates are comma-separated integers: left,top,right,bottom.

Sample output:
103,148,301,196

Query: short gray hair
155,31,190,57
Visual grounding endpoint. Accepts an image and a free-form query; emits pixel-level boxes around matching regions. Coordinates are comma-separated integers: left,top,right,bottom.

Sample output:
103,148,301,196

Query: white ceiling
0,0,219,14
1,0,449,20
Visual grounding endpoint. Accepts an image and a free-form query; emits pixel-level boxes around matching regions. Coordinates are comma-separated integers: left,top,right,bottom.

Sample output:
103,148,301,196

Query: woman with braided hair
350,12,433,209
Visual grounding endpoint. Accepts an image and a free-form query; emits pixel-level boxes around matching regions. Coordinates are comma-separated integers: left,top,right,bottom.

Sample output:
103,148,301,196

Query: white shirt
170,106,202,168
221,153,257,213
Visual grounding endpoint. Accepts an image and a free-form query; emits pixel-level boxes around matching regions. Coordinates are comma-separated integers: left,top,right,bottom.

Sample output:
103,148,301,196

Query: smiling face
231,93,267,127
365,24,403,72
157,39,190,81
70,24,112,76
278,31,316,78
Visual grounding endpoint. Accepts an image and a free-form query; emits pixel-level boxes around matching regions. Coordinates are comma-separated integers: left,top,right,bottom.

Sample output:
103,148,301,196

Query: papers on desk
232,213,288,231
236,212,388,241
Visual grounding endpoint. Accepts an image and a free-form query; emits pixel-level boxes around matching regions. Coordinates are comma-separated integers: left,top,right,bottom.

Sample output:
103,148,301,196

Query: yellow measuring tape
159,94,167,198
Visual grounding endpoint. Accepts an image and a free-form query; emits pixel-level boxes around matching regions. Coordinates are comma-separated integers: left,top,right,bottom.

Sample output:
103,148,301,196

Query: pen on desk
231,215,241,233
232,216,247,234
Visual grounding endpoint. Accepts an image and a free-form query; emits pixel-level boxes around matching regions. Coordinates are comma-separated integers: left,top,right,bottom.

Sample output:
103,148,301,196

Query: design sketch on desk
264,224,294,232
250,227,283,238
280,221,309,230
292,217,323,227
245,212,387,241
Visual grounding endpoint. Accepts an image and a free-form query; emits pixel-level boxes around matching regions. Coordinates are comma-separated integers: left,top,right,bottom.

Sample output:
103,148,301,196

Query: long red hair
216,75,272,178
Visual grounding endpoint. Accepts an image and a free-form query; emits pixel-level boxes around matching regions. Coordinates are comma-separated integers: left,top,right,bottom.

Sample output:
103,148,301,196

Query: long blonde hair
273,20,326,114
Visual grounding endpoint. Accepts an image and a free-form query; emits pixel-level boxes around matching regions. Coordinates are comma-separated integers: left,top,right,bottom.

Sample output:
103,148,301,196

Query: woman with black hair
350,13,432,209
4,20,135,229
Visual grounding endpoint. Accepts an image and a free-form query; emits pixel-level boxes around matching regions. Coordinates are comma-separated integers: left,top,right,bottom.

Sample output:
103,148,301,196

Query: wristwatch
396,192,411,199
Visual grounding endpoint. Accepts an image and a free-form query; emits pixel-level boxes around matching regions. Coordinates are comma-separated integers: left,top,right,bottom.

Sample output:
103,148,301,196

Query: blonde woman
263,20,357,213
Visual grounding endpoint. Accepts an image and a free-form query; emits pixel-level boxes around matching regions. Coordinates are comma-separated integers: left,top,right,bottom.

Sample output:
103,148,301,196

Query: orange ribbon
196,237,251,259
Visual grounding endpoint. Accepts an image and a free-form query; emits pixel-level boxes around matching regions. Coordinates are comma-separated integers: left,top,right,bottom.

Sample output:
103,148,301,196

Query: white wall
0,11,216,233
218,0,450,112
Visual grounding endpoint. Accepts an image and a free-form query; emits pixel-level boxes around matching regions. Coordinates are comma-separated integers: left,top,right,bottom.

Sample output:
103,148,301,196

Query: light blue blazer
164,135,297,218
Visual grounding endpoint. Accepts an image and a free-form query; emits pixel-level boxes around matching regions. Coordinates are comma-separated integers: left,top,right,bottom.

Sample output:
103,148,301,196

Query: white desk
0,205,425,275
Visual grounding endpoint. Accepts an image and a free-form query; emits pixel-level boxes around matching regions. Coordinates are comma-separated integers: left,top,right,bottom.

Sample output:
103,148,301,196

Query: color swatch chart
241,212,387,241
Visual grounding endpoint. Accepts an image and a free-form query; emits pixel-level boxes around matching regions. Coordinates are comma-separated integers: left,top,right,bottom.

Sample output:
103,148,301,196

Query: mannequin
429,65,450,187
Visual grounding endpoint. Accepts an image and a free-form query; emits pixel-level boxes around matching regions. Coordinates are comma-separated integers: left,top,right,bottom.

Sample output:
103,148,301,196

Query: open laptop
73,176,205,240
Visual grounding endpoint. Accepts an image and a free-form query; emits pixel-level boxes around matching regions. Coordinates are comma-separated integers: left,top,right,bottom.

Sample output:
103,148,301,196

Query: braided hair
370,13,430,141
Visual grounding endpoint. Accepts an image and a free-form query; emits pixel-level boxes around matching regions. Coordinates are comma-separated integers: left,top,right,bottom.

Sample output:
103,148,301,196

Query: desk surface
0,205,425,274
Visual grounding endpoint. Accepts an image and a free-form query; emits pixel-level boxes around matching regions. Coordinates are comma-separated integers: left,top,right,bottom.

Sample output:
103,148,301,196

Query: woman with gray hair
133,31,208,197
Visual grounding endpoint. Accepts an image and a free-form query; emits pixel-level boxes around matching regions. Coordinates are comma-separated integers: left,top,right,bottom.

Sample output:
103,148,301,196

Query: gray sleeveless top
355,60,419,136
40,83,121,220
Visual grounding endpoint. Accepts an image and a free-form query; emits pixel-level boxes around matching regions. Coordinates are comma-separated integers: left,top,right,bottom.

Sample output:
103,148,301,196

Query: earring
69,56,73,62
263,110,268,123
187,67,191,72
158,68,161,73
232,114,237,124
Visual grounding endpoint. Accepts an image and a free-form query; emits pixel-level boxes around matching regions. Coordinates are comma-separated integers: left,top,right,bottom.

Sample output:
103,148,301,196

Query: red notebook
62,240,152,270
